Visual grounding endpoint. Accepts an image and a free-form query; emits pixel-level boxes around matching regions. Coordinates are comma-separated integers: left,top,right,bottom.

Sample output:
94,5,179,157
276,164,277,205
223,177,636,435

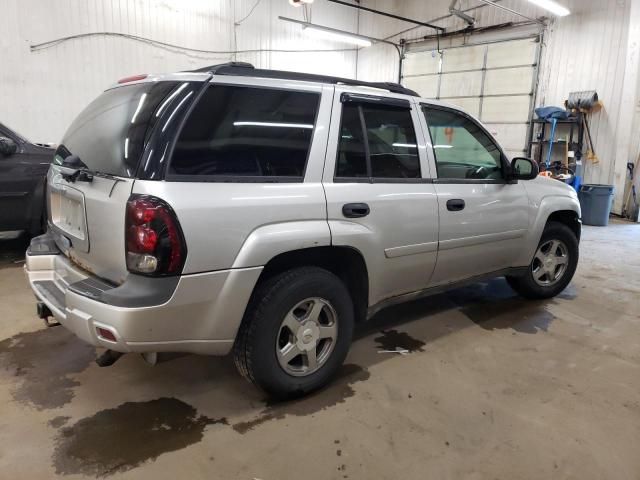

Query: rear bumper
25,234,262,355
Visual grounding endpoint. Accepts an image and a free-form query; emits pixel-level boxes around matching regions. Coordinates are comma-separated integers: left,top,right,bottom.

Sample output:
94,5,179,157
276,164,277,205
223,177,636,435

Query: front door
419,104,529,285
322,88,440,306
0,129,32,232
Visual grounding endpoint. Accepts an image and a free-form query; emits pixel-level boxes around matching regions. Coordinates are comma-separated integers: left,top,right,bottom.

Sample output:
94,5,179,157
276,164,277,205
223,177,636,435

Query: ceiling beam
326,0,446,32
278,16,399,46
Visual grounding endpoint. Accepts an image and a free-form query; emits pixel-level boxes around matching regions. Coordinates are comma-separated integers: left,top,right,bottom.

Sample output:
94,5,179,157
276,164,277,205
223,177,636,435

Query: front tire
507,221,579,299
234,266,354,399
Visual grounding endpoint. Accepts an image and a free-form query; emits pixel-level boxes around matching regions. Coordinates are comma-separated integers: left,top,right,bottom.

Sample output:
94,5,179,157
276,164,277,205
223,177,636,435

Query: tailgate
46,79,185,284
48,165,134,284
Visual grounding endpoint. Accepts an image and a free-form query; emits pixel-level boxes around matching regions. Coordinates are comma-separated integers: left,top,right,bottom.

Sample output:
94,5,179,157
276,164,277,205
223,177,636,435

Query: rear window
55,82,178,177
168,85,320,180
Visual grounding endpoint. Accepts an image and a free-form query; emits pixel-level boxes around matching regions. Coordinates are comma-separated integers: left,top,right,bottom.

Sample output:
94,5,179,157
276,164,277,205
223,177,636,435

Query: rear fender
231,220,332,269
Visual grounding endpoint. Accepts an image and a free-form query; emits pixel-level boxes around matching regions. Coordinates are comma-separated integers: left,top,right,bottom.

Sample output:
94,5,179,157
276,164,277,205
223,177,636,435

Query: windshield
0,122,30,143
54,81,178,177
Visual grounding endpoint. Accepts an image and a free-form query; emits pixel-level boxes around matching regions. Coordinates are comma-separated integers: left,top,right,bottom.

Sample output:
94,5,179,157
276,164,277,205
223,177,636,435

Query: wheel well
257,247,369,323
547,210,581,240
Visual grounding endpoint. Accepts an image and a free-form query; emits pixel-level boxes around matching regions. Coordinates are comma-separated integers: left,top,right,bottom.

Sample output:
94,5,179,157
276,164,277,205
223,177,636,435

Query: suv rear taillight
125,195,187,276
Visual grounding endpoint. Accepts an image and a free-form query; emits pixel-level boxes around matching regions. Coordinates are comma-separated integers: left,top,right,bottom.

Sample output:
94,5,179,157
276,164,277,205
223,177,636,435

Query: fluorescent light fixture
525,0,570,16
234,121,314,129
434,145,453,149
303,25,372,47
279,16,396,49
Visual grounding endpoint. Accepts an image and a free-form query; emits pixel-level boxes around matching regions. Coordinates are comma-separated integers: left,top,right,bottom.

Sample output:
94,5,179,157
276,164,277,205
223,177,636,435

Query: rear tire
233,266,354,399
506,221,579,299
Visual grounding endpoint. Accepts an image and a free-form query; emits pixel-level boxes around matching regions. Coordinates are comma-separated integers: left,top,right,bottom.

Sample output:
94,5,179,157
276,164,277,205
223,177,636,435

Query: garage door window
168,85,319,181
422,106,503,181
336,103,420,181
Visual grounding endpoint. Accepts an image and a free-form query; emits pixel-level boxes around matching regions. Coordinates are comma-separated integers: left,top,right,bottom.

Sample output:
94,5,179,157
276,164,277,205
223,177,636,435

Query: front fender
515,193,581,266
231,220,331,269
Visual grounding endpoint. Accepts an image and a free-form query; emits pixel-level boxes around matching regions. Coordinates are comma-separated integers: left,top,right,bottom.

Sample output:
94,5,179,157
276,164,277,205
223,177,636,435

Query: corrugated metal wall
0,0,359,142
539,0,631,205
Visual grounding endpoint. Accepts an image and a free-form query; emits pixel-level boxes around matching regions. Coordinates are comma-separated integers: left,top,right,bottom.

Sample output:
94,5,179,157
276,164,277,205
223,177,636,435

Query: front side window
422,106,503,180
169,85,320,179
336,102,420,180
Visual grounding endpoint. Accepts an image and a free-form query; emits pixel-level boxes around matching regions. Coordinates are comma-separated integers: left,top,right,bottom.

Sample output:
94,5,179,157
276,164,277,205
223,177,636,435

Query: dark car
0,122,53,237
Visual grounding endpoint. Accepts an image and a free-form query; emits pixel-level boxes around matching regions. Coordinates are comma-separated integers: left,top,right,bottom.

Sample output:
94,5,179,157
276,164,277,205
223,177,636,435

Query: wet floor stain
374,329,425,353
461,299,555,334
0,328,95,409
442,279,557,334
232,364,370,434
52,397,227,477
48,416,71,428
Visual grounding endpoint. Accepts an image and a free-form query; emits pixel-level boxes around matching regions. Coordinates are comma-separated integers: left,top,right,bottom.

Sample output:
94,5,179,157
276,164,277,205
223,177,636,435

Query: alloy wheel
532,239,569,287
275,297,338,377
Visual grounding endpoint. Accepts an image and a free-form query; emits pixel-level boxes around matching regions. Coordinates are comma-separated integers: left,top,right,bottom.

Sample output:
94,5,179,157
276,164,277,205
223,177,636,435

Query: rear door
322,88,440,306
419,104,529,285
48,79,195,283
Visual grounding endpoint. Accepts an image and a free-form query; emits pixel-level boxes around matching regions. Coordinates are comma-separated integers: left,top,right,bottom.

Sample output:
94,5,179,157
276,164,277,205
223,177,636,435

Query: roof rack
189,62,418,97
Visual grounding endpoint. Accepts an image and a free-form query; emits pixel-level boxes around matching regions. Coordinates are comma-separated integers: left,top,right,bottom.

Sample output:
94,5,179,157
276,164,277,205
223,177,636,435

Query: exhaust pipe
37,302,52,319
37,302,60,327
96,349,124,367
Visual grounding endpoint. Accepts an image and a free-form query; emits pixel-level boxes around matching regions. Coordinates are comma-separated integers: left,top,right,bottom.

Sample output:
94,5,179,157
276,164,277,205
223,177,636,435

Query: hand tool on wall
583,112,599,164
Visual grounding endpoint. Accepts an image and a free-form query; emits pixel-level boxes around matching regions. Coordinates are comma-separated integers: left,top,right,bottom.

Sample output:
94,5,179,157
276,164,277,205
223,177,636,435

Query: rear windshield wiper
59,155,94,183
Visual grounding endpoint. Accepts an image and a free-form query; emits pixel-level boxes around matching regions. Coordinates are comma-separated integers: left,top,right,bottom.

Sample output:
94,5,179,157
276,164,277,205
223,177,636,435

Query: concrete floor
0,220,638,480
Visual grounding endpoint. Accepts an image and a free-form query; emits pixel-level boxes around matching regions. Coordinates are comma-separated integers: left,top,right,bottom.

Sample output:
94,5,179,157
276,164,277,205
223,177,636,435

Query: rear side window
168,85,320,180
336,103,420,180
56,82,179,177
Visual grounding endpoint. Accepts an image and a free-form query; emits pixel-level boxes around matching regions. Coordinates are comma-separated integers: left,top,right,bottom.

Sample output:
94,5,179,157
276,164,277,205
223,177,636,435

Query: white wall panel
0,0,359,142
403,76,439,99
538,0,632,212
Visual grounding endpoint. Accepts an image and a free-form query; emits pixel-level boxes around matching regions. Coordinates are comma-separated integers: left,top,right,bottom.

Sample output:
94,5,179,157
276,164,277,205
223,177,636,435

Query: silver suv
25,63,581,398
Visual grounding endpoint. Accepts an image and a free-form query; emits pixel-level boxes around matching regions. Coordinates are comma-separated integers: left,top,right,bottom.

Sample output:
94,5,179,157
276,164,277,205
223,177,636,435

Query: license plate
50,189,87,240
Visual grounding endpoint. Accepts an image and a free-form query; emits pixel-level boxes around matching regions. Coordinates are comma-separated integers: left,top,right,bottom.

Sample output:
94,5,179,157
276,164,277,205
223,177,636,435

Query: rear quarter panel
131,181,330,272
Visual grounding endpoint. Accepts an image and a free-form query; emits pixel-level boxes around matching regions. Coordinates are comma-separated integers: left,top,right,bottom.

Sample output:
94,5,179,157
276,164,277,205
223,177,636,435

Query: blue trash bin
578,184,615,226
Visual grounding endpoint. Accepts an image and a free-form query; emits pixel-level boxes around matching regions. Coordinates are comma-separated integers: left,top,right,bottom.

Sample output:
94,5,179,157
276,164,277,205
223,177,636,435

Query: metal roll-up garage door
402,36,540,160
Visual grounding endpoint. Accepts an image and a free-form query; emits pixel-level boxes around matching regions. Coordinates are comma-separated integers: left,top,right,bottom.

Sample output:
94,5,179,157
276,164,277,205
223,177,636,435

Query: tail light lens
125,195,187,276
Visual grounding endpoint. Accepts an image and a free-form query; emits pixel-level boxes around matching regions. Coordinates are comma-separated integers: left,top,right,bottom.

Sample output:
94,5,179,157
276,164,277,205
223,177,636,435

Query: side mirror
0,137,18,156
509,157,539,181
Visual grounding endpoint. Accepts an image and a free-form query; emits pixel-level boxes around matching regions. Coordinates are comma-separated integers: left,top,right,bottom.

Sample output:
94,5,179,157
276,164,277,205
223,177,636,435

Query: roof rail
189,62,255,73
188,62,418,97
